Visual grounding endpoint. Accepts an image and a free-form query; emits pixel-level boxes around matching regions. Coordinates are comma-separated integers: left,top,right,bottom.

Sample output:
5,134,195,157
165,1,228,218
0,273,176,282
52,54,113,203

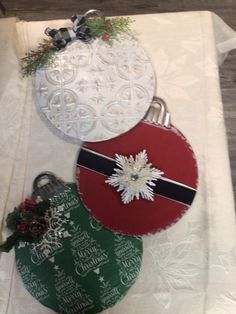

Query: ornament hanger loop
145,96,171,128
32,172,69,201
84,9,105,21
33,172,58,189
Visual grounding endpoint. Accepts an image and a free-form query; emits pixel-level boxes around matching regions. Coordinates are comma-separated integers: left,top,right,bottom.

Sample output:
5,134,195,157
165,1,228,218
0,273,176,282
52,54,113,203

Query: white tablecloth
1,11,236,314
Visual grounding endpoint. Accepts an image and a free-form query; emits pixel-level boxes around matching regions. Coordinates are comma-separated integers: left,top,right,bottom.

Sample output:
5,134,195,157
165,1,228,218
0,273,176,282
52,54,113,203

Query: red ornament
102,32,110,41
16,223,29,234
76,121,198,236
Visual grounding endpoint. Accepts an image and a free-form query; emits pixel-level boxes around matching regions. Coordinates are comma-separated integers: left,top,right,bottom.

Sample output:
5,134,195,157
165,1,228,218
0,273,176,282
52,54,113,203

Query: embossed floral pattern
147,232,200,309
155,49,198,100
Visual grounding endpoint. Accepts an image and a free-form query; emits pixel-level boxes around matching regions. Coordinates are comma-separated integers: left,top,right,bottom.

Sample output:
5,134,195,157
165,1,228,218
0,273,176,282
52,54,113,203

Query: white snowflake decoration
106,150,163,204
25,204,71,265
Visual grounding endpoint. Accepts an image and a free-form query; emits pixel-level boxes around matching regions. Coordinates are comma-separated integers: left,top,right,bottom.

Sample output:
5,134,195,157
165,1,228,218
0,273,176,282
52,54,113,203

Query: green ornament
15,184,143,314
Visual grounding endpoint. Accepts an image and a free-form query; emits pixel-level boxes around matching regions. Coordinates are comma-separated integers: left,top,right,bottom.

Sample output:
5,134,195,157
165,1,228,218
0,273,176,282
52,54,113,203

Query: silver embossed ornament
34,34,155,142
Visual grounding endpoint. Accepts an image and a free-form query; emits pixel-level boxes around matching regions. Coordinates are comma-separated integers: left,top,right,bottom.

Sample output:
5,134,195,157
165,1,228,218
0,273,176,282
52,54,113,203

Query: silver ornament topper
32,172,70,201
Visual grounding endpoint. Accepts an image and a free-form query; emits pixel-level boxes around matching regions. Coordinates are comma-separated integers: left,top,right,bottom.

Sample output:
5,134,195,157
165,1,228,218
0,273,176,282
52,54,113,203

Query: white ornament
106,150,163,204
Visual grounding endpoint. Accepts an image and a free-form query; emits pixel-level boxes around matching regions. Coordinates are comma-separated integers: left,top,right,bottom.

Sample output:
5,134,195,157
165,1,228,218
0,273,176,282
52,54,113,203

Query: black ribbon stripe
45,15,91,49
77,148,196,206
153,180,196,206
78,148,115,176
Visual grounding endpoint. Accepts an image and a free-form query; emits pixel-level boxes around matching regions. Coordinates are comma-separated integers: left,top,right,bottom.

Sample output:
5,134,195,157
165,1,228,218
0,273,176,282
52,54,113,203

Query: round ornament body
76,121,198,236
34,35,155,142
15,184,143,314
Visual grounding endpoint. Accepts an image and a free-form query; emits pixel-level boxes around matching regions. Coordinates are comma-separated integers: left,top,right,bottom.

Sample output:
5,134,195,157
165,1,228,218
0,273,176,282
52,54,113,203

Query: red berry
105,22,113,30
24,199,37,210
18,198,37,213
42,44,49,49
16,223,29,234
32,52,41,60
103,32,110,41
49,41,56,48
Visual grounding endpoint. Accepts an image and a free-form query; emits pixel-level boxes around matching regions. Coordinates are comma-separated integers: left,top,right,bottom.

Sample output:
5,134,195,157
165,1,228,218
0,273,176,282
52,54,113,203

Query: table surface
0,11,236,314
2,0,236,205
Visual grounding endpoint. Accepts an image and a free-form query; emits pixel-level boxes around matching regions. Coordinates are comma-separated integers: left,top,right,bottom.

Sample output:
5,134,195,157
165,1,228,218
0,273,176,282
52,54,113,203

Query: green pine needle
0,233,19,253
21,39,58,77
86,16,132,40
21,16,133,76
6,209,21,231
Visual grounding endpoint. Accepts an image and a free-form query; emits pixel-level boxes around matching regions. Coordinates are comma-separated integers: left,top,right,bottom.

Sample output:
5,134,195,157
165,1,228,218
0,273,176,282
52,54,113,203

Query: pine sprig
86,16,132,42
0,199,51,253
108,17,132,34
21,39,59,76
21,15,133,76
